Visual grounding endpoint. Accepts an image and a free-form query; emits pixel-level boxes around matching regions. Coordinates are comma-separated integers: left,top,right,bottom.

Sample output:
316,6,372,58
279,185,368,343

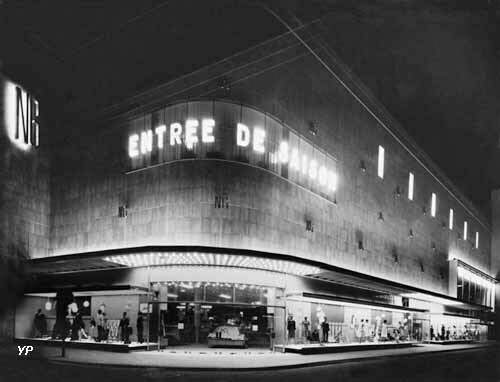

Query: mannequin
301,316,310,343
287,315,296,343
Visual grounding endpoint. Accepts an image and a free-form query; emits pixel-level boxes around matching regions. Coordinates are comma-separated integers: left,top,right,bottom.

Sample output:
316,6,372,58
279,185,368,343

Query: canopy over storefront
26,246,492,313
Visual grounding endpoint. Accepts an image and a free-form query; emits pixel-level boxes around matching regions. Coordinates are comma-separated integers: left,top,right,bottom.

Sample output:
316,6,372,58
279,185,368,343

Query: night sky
1,0,499,217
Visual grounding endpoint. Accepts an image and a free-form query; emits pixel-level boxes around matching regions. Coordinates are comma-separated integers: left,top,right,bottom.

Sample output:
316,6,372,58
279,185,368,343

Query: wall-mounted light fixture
218,77,231,94
360,160,366,172
308,122,318,136
392,248,399,264
306,219,314,232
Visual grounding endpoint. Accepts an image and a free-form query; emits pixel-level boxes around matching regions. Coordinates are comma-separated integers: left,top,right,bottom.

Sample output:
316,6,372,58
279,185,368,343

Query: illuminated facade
1,29,497,351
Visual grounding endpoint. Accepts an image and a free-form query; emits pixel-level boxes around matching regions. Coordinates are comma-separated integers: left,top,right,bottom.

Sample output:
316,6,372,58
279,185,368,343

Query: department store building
1,29,497,352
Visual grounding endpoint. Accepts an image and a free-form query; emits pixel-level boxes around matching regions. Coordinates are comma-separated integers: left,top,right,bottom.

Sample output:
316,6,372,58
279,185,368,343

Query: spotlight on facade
360,160,366,172
306,219,314,232
358,240,364,251
308,122,318,136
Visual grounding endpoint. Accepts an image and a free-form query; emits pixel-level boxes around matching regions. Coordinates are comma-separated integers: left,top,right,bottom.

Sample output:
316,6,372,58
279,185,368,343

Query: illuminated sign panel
126,101,338,199
2,77,40,150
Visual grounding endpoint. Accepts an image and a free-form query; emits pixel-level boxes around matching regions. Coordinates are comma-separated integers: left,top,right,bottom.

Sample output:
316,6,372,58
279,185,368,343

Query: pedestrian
33,309,46,338
96,309,104,342
119,312,131,344
137,312,144,343
287,315,296,344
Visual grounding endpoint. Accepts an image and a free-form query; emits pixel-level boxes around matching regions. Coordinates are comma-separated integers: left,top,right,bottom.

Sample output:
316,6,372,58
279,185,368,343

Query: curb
43,344,498,372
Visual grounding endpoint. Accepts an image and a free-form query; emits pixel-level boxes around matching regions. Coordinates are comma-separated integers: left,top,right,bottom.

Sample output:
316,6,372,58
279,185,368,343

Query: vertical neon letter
201,118,215,143
236,123,250,147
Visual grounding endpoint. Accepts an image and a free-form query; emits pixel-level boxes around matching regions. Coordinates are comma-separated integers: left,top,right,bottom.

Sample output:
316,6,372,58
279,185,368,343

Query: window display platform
15,337,161,353
277,341,418,355
427,339,475,345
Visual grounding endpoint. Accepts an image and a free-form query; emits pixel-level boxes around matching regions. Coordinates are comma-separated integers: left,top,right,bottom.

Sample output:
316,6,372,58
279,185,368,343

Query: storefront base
427,339,475,345
277,341,418,355
15,337,161,353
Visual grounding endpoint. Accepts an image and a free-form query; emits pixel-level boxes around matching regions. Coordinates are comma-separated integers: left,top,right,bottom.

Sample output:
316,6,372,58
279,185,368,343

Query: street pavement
1,342,499,382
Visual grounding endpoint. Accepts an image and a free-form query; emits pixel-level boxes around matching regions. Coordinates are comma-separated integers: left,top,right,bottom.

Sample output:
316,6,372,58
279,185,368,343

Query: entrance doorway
148,301,285,349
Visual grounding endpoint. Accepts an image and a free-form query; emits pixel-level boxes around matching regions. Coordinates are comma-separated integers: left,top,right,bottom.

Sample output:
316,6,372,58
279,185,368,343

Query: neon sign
3,78,40,150
127,101,338,196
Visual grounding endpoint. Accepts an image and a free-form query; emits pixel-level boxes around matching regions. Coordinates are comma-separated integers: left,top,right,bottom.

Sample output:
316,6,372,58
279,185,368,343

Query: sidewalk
9,342,497,370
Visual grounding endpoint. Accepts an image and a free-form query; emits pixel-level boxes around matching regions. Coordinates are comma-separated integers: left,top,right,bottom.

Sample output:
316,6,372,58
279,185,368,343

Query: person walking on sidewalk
137,312,144,343
96,309,105,342
119,312,131,344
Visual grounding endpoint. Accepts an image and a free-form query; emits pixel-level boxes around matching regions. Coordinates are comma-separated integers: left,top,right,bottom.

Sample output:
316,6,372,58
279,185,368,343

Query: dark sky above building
1,0,499,217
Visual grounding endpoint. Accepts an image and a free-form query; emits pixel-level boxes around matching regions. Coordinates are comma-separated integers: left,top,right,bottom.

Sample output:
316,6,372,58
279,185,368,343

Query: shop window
463,276,470,301
463,221,468,240
457,273,463,300
470,281,476,304
377,145,384,179
408,172,414,200
166,282,201,301
205,283,234,303
449,209,454,230
74,296,91,316
475,232,479,249
234,284,268,305
402,297,409,307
